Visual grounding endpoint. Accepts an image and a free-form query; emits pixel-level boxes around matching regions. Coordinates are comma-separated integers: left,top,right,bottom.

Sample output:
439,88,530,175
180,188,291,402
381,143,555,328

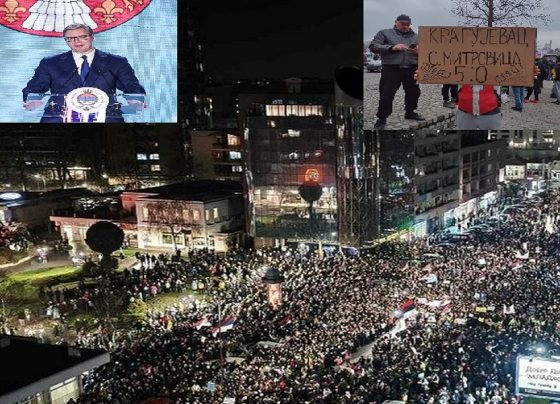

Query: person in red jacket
455,85,502,130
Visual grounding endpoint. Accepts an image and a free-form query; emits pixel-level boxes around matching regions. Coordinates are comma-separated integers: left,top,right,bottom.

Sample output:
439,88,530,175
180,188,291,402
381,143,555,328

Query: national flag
210,316,236,334
394,299,418,320
511,260,523,270
389,318,407,337
193,315,211,330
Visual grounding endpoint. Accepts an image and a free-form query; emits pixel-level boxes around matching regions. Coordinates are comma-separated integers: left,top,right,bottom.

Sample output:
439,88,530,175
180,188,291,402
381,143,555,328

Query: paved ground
365,72,560,130
0,252,138,277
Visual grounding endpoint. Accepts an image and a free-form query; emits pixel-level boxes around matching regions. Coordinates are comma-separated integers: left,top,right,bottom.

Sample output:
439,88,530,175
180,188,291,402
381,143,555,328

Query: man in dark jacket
369,14,425,129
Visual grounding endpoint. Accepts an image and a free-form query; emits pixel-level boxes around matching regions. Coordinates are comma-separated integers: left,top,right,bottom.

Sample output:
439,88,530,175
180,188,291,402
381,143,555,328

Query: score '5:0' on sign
417,26,537,86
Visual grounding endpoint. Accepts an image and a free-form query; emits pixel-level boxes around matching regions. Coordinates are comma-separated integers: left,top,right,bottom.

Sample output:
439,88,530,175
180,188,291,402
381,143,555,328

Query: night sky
188,0,362,81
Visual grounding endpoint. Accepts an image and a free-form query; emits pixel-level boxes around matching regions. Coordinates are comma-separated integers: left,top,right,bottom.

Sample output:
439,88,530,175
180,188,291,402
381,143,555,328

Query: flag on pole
389,318,407,337
193,315,212,330
210,316,236,335
394,299,418,320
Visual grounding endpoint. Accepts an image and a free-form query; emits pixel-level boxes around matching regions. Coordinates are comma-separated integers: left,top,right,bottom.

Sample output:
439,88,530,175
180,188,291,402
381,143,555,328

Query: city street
365,72,560,131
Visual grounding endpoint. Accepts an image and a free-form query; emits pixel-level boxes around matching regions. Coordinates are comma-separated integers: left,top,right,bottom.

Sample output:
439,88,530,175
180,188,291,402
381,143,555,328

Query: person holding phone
369,14,425,130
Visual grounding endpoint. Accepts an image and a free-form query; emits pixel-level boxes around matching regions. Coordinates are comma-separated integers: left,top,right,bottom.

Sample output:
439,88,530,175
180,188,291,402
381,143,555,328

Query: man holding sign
369,14,425,130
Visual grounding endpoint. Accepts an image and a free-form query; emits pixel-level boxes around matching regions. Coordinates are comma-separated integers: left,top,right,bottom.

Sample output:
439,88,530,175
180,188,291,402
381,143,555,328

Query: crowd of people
65,188,560,403
0,221,33,251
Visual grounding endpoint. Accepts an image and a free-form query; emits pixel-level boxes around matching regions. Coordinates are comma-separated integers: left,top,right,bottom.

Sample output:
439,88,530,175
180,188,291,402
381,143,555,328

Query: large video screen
516,355,560,400
0,0,177,123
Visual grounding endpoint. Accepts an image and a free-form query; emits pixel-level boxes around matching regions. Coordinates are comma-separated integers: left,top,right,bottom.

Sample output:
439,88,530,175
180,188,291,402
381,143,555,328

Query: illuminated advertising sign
516,355,560,400
0,0,177,122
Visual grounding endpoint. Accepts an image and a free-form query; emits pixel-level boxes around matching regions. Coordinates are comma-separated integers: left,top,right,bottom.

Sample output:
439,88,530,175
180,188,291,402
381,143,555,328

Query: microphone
93,67,145,113
59,66,80,93
91,66,122,112
92,66,115,94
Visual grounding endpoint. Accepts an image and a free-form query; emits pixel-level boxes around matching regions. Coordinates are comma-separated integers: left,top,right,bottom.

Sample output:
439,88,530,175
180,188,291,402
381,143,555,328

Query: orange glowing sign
305,168,320,182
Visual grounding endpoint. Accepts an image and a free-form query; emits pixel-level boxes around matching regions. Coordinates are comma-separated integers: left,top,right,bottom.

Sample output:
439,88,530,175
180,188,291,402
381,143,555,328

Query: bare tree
450,0,551,27
145,200,190,251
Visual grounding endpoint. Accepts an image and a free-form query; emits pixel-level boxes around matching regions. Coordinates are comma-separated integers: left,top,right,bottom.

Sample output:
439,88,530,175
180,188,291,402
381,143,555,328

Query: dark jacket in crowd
369,27,419,67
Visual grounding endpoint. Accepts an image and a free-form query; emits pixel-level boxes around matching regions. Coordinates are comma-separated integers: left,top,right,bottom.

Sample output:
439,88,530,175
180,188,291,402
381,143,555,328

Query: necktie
80,55,89,84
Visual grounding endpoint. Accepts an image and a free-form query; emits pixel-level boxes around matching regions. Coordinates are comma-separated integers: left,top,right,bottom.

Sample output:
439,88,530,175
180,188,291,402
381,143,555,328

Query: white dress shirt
72,48,96,75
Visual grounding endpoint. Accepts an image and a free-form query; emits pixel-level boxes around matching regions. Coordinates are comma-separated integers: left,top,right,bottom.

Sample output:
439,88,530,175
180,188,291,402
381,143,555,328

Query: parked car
367,55,382,72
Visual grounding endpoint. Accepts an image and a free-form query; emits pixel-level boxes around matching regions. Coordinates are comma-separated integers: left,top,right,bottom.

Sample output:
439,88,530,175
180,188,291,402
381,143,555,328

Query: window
150,165,161,172
205,209,210,221
149,154,160,160
232,165,242,172
163,234,184,245
142,207,149,221
182,209,190,221
193,210,200,222
227,134,241,146
136,153,147,160
266,104,285,116
213,207,219,220
229,151,242,160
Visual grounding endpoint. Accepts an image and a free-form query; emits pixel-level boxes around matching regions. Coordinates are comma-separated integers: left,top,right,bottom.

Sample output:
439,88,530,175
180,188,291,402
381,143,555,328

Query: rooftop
132,180,243,202
0,334,109,403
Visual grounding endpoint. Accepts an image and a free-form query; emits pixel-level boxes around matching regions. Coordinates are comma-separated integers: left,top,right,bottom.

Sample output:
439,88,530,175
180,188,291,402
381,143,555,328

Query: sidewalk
365,73,560,131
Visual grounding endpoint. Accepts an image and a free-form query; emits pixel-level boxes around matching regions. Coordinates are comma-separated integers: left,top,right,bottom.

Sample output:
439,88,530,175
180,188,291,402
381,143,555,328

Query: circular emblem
66,87,108,112
0,0,152,37
77,91,99,106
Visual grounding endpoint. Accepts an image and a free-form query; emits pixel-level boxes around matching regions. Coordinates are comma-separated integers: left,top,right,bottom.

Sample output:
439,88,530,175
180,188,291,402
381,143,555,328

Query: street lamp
262,266,285,309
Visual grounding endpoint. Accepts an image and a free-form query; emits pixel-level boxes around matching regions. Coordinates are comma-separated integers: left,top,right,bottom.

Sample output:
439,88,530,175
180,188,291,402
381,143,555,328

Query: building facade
240,79,339,248
103,125,188,189
50,181,244,254
413,132,461,235
190,130,243,181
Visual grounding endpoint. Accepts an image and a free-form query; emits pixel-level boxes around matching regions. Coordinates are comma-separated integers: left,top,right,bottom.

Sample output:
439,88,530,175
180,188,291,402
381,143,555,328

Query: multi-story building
182,3,212,131
0,126,103,191
241,69,372,249
382,132,507,237
335,67,375,248
378,131,415,239
240,78,338,248
190,129,243,181
103,124,188,189
413,132,461,235
456,132,507,229
490,130,559,193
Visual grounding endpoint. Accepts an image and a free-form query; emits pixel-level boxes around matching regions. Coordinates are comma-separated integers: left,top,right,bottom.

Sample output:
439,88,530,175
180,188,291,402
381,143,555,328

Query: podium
24,87,146,123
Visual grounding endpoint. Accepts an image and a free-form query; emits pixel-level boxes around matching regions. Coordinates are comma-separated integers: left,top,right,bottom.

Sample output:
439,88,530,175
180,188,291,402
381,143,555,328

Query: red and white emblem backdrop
0,0,152,36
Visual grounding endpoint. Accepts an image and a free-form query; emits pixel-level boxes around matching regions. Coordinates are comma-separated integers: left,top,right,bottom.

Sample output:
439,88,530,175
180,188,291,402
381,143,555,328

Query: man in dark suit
22,23,145,123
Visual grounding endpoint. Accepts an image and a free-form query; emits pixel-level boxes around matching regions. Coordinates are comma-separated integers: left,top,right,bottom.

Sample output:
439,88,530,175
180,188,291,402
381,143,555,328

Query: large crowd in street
57,189,560,403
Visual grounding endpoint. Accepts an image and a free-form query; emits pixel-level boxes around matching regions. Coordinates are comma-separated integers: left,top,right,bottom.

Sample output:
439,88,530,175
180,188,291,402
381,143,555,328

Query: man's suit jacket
23,50,145,122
